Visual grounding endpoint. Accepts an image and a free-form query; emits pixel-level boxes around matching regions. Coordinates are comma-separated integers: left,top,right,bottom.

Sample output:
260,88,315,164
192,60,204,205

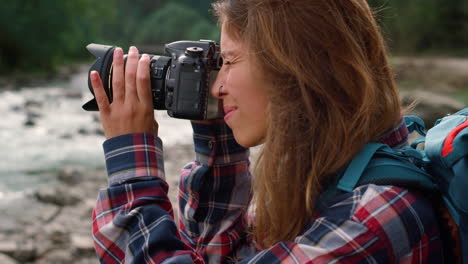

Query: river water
0,69,193,200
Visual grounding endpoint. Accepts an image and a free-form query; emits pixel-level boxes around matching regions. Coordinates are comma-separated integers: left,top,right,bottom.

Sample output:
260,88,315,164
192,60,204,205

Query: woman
90,0,443,263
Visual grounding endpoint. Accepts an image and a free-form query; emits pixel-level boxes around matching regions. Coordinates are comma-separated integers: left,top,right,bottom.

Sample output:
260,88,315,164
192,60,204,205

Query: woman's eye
223,60,232,66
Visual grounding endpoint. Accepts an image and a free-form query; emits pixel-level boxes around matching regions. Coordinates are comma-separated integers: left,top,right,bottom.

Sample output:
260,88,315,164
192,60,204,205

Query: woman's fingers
137,54,153,108
112,47,125,103
92,46,157,139
125,46,139,101
90,71,110,113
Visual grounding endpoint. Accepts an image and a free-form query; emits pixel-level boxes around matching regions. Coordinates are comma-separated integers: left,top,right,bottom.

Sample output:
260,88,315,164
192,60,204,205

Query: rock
27,111,42,119
74,257,100,264
63,90,82,99
393,57,468,93
0,241,16,256
94,128,105,136
36,249,72,264
10,105,22,112
44,224,71,246
24,118,36,127
78,128,89,135
77,127,104,136
38,206,62,223
78,199,97,219
0,253,18,264
0,197,60,233
11,239,36,263
34,185,82,206
92,114,100,123
24,100,43,109
60,133,73,139
400,90,465,128
71,235,95,256
24,111,41,127
57,167,85,185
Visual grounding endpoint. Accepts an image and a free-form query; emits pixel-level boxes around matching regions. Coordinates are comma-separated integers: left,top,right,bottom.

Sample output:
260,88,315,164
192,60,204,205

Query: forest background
1,0,468,75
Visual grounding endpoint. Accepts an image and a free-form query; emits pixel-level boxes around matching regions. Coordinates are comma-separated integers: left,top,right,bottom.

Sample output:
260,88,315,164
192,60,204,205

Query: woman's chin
233,130,264,148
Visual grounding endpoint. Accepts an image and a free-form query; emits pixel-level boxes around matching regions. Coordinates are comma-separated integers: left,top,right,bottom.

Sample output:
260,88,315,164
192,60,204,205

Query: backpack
327,108,468,263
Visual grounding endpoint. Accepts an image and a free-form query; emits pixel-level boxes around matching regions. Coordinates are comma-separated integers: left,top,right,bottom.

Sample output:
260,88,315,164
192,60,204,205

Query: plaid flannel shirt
92,120,443,263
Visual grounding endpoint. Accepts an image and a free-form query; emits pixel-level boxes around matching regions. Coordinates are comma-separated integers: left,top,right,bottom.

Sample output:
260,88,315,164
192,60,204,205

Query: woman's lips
224,106,237,121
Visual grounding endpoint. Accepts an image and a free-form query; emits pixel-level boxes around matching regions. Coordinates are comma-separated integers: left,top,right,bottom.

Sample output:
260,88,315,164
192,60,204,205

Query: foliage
2,0,468,74
134,2,219,46
369,0,468,55
0,0,115,73
97,0,167,48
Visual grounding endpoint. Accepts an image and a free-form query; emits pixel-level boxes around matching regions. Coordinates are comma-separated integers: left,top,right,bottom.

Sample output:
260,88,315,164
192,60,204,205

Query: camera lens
149,56,171,110
83,43,171,111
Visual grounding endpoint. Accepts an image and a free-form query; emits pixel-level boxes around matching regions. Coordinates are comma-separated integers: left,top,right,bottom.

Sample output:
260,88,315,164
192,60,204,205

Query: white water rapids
0,70,193,200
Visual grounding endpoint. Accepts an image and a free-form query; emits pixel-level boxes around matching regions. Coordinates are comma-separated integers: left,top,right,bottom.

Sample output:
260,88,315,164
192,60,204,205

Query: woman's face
211,24,270,147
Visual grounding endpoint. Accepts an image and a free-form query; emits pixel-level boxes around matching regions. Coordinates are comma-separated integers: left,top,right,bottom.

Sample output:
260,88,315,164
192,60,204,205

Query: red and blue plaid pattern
92,119,443,263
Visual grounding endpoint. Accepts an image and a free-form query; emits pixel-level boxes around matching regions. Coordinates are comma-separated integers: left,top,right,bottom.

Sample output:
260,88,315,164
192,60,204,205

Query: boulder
0,241,16,256
400,90,465,128
57,167,86,185
63,90,82,99
35,249,73,264
34,185,82,206
24,118,36,127
0,253,18,264
24,100,43,109
0,197,60,233
77,128,90,135
10,239,36,263
71,234,95,256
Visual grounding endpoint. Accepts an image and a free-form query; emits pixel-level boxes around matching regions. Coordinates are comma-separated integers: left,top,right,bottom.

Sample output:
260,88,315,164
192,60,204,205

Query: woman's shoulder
318,184,439,233
318,184,436,219
298,184,442,260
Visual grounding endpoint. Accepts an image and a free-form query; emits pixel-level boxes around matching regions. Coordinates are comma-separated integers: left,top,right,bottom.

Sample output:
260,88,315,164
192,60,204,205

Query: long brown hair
213,0,401,248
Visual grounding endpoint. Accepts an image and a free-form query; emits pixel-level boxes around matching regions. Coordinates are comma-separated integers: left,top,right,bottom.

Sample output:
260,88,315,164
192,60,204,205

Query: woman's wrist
103,132,165,185
191,121,249,166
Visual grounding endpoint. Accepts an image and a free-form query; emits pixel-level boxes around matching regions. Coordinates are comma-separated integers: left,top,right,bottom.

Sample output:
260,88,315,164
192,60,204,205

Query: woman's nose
210,67,226,99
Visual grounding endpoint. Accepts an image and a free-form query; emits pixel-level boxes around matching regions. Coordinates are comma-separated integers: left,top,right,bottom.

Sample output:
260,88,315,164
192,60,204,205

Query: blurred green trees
1,0,468,74
133,2,219,48
369,0,468,55
0,0,115,73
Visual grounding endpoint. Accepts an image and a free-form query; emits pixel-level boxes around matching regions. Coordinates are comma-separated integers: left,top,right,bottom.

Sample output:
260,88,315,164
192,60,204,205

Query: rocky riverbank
0,143,194,264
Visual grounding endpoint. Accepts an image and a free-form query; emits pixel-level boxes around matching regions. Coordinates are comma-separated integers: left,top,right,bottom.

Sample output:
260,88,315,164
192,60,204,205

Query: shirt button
208,140,213,149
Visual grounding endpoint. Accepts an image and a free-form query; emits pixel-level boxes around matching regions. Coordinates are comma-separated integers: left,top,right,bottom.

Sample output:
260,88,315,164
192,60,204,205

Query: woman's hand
90,46,158,139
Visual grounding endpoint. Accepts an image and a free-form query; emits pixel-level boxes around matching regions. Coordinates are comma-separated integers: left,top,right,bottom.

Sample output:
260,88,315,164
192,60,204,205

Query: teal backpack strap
405,115,426,137
318,144,388,208
337,143,437,193
337,143,387,192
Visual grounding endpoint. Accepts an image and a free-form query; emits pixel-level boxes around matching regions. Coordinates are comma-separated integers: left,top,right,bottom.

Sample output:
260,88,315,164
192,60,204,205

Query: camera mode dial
186,47,204,58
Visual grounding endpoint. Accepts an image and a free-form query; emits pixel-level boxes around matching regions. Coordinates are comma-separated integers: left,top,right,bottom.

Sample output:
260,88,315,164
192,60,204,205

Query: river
0,69,193,201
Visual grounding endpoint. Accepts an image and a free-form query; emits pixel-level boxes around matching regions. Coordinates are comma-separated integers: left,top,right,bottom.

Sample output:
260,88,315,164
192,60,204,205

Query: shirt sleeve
177,122,255,263
92,133,205,264
92,132,441,263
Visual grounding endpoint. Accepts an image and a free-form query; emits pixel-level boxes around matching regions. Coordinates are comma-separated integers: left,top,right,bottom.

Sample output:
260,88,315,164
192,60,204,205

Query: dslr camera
83,40,223,120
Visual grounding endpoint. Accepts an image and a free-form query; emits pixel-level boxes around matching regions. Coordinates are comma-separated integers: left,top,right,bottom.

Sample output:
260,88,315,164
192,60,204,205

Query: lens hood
83,44,116,111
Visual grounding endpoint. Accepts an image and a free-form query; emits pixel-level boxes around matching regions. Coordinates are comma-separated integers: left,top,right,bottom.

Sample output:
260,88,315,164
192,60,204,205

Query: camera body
83,40,223,120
